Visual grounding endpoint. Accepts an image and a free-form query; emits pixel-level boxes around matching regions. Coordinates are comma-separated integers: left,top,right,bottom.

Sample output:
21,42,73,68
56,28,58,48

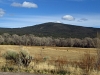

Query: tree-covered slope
0,22,99,38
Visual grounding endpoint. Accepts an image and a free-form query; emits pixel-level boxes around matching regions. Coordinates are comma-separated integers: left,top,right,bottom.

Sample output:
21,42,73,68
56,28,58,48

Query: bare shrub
54,56,68,75
77,51,96,75
3,50,18,63
3,50,33,67
19,50,33,67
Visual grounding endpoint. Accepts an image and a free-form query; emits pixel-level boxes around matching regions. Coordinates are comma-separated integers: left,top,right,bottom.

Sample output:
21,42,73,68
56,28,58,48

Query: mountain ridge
0,22,99,38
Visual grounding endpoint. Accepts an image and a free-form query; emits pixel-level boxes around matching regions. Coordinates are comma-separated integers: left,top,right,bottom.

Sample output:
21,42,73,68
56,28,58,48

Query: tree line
0,33,98,48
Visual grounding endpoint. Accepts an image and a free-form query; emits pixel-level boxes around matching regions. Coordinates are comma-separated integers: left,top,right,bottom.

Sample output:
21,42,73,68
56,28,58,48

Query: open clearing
0,45,99,75
0,45,97,61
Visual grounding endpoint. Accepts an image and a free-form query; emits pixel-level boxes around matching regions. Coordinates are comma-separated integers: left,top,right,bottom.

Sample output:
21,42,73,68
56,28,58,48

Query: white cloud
1,14,100,28
80,18,88,21
55,21,62,23
78,18,88,22
11,1,38,8
11,2,21,7
22,1,38,8
1,15,60,28
62,15,75,21
0,8,5,17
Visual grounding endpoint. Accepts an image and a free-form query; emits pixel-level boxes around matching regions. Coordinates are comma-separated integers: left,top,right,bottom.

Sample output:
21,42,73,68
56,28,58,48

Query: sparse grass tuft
0,45,99,75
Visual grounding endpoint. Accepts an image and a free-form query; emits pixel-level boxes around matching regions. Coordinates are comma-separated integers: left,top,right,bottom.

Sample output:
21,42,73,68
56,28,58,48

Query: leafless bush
77,51,96,75
3,50,33,67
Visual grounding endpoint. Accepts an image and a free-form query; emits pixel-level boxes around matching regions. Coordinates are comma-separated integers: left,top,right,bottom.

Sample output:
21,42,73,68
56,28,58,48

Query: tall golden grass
0,45,100,75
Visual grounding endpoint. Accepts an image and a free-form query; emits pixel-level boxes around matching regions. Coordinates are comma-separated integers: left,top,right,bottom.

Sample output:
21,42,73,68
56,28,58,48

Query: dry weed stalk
78,51,96,75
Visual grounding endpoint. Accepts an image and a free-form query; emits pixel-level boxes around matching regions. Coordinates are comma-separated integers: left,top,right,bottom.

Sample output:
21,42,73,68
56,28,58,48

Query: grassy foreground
0,45,99,75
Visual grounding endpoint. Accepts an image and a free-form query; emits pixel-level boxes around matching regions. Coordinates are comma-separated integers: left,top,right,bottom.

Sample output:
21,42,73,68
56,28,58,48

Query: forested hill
0,22,100,38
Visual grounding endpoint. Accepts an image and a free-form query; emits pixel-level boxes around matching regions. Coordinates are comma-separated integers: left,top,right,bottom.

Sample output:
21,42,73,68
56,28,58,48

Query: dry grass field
0,45,97,60
0,45,99,75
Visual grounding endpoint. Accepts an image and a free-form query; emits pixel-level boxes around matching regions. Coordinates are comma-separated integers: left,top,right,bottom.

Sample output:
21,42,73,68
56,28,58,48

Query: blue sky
0,0,100,28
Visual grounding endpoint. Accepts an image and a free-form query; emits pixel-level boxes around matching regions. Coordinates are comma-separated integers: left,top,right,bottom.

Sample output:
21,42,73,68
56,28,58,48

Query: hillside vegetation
0,22,100,38
0,33,98,48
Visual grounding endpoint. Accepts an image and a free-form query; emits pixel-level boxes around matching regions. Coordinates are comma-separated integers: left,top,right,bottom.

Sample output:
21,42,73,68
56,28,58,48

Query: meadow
0,45,99,75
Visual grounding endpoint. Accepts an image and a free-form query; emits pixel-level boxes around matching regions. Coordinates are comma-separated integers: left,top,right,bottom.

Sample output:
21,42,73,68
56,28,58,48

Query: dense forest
0,22,99,38
0,22,99,48
0,33,98,48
